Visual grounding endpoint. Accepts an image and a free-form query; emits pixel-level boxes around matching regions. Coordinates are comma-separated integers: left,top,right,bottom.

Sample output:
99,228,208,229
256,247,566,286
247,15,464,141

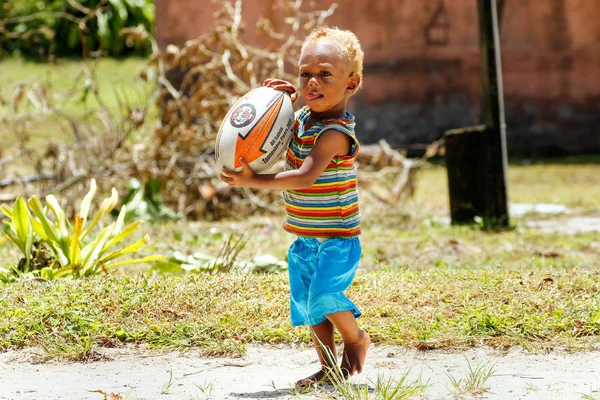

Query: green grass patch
1,223,599,360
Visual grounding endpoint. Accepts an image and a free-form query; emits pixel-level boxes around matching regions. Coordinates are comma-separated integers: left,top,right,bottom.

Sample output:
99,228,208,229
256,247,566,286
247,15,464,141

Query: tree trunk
478,0,510,228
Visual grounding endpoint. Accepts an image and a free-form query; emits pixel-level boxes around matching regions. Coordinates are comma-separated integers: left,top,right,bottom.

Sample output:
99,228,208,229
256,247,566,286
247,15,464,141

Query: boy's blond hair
301,26,364,90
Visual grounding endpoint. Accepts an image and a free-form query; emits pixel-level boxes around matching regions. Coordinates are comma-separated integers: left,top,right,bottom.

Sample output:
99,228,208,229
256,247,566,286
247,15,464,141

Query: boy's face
298,39,359,114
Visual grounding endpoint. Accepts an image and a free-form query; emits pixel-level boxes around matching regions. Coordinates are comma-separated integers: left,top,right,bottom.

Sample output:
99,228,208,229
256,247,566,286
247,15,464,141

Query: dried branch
0,151,26,168
0,174,56,189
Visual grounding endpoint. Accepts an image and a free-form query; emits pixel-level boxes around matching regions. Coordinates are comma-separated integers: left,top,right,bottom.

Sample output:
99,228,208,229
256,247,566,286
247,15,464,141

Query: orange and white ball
215,87,294,174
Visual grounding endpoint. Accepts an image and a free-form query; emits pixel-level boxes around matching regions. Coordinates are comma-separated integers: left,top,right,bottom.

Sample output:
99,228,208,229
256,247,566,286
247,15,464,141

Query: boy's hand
220,158,256,187
263,78,298,101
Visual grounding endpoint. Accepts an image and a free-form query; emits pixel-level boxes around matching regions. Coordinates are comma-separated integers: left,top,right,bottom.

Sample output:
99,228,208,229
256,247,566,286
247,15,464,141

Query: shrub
0,0,155,57
0,178,164,282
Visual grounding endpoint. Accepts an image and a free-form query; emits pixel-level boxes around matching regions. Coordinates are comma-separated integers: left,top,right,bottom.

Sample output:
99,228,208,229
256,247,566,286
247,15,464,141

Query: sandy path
1,345,599,400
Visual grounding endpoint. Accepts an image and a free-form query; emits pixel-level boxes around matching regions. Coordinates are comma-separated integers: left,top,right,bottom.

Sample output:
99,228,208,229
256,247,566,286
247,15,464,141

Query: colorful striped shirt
282,106,361,238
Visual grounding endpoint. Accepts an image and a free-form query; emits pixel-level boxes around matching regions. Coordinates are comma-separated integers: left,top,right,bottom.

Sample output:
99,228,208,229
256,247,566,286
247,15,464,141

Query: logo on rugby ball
230,103,256,128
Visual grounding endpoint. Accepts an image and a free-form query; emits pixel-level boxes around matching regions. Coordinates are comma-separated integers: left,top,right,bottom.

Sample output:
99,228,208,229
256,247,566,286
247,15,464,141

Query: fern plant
0,179,164,282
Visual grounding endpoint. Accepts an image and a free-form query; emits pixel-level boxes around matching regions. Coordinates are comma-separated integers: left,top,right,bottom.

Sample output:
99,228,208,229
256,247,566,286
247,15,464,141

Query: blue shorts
287,236,362,327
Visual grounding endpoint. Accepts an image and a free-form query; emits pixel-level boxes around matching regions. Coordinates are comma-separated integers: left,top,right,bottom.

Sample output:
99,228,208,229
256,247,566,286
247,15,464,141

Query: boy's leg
326,310,370,377
288,238,337,387
305,237,367,378
311,319,336,368
287,238,317,326
296,319,336,387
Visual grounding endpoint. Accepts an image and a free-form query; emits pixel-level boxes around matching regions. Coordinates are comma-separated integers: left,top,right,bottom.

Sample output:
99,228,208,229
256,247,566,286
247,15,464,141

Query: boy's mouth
306,92,323,101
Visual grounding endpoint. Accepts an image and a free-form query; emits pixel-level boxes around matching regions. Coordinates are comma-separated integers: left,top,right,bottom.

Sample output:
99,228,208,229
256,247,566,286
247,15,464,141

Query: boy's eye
321,71,331,76
300,72,310,78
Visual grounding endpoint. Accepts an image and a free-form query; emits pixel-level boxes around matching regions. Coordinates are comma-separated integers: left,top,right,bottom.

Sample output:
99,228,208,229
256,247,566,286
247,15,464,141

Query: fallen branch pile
123,0,340,219
357,139,443,208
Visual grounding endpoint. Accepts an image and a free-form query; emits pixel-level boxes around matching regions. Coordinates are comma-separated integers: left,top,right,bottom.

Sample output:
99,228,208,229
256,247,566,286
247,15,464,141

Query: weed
161,368,176,394
191,379,214,400
306,330,429,400
524,381,540,392
321,372,429,400
150,232,286,275
579,387,600,400
446,356,496,396
371,373,429,399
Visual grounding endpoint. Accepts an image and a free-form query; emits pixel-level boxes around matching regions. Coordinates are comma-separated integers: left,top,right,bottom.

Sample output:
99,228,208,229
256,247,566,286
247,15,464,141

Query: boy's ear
346,73,361,94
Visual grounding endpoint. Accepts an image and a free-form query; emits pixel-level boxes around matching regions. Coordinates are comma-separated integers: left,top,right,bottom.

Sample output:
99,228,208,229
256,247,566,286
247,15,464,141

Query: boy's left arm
220,129,351,190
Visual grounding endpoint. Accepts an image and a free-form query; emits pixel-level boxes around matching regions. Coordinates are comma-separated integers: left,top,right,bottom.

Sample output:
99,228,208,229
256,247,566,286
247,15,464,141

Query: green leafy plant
0,178,165,282
114,178,179,224
0,0,155,58
150,233,287,275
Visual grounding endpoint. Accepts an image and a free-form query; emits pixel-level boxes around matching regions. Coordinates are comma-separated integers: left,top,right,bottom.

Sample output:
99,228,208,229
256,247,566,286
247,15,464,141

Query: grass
445,357,496,396
525,381,540,392
191,379,215,400
1,231,599,360
285,368,429,399
160,368,176,394
325,372,429,400
580,390,600,400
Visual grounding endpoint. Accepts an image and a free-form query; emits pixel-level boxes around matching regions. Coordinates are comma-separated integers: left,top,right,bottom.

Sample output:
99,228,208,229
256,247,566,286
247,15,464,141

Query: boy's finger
220,173,230,182
221,167,233,177
239,157,250,168
276,84,294,94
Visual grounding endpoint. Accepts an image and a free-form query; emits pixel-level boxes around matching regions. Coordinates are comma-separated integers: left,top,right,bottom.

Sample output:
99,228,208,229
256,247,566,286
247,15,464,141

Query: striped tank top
282,106,361,238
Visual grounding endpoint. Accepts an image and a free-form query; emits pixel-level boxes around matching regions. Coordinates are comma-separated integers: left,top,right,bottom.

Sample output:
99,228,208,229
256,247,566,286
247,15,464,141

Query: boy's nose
308,77,319,86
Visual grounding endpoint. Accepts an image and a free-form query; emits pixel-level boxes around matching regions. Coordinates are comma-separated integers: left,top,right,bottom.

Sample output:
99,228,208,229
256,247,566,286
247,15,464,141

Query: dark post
445,125,485,223
477,0,510,228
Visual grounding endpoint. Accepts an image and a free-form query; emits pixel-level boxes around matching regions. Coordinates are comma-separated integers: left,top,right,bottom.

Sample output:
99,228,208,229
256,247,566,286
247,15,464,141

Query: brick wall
155,0,600,154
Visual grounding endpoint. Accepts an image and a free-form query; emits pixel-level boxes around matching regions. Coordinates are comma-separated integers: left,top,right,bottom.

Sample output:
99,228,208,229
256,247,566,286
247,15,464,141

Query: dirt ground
1,344,599,400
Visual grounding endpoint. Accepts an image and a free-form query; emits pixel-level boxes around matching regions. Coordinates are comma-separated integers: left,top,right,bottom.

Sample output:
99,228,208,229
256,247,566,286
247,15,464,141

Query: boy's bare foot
295,369,332,388
340,330,370,377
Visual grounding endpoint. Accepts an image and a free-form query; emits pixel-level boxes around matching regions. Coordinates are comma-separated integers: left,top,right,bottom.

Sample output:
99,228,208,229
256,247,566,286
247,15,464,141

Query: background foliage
0,0,154,57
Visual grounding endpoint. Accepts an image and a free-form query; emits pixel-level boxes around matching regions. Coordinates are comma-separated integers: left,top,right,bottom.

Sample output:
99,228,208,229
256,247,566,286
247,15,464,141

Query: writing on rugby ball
215,86,294,174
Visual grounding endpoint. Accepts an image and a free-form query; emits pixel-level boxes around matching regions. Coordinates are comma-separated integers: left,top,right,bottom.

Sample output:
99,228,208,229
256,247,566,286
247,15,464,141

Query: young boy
220,26,370,387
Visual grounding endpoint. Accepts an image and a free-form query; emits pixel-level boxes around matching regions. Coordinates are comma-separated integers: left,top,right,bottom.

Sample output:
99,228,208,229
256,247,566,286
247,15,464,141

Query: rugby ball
215,86,294,174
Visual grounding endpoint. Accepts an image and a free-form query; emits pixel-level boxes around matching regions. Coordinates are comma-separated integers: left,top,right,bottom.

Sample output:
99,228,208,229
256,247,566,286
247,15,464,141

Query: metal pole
477,0,510,228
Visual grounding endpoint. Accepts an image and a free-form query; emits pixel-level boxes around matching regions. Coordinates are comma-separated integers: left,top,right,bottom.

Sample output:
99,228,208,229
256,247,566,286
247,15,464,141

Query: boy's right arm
220,129,350,190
